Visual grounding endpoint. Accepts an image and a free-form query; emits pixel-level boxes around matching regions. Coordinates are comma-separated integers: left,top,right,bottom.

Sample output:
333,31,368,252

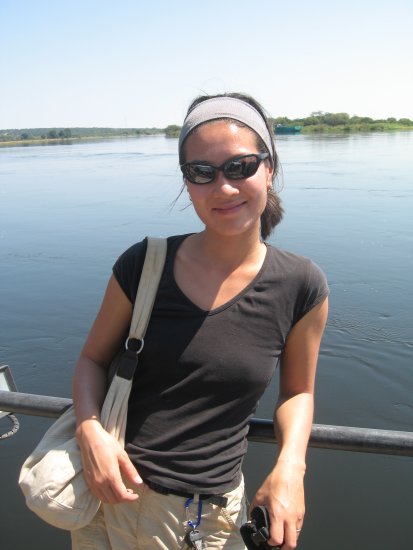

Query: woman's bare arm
251,296,328,550
72,275,142,503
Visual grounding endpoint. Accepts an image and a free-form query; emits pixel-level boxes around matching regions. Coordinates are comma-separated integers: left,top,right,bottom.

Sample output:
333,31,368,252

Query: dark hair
179,92,283,240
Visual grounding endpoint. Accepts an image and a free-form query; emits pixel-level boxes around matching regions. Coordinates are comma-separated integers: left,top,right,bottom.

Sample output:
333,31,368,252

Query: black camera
240,506,281,550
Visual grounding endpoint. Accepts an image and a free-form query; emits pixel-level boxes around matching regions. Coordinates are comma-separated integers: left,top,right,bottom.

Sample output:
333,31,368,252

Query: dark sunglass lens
225,155,259,179
186,163,215,184
224,159,244,179
241,156,260,177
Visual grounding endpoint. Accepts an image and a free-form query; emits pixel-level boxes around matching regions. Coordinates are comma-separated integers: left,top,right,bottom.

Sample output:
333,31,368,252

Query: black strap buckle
116,348,139,380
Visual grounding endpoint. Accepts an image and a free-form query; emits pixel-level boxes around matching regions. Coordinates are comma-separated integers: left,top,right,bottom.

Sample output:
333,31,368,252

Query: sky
1,0,412,129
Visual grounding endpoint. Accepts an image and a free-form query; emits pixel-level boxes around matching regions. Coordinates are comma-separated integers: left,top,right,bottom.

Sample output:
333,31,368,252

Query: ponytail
261,189,284,240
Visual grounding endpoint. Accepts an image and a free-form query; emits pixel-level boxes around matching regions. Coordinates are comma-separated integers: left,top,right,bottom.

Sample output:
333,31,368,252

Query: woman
72,92,328,550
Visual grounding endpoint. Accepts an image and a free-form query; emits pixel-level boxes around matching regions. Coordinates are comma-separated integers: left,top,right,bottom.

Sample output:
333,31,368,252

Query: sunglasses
180,153,269,185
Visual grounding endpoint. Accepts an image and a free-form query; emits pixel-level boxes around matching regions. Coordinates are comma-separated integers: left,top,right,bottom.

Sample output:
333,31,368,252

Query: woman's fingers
86,460,140,504
267,514,285,548
79,423,141,503
100,467,140,504
280,521,299,549
118,449,143,486
266,518,300,550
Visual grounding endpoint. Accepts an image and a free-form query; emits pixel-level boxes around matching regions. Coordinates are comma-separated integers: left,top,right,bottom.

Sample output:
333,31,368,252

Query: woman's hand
76,419,142,504
250,460,305,549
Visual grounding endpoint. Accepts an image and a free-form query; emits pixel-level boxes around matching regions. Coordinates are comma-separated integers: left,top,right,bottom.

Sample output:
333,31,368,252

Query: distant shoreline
0,134,164,147
1,115,413,147
2,128,413,148
0,126,170,147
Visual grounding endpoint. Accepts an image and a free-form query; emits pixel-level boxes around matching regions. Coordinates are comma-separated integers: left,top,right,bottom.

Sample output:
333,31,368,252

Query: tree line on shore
0,127,164,143
272,112,413,133
1,113,412,143
165,113,413,137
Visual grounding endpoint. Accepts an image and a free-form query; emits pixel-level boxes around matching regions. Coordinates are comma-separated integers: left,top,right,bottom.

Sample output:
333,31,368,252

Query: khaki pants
71,478,247,549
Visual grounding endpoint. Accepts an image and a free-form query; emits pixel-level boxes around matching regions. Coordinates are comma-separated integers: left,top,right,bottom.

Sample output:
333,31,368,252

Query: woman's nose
213,173,240,196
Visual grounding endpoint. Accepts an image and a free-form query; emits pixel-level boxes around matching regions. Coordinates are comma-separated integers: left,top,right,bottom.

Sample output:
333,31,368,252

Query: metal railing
1,389,413,457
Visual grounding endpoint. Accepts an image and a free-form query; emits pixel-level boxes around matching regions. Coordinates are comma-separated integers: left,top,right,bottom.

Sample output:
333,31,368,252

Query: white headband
178,97,273,162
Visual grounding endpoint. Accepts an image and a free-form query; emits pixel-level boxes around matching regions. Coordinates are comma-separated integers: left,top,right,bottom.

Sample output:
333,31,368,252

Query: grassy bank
300,122,413,133
0,134,161,147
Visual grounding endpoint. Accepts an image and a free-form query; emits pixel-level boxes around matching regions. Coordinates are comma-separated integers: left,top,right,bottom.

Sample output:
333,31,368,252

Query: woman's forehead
183,124,259,164
187,120,257,146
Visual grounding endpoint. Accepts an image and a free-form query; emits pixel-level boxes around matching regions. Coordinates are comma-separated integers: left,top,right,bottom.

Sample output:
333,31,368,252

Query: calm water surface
0,133,412,549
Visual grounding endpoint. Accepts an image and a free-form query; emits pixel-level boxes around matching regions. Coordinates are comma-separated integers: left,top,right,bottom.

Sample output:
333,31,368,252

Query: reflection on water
1,132,412,550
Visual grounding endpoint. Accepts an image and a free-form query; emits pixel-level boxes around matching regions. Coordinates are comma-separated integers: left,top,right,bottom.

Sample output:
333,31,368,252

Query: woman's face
183,121,273,239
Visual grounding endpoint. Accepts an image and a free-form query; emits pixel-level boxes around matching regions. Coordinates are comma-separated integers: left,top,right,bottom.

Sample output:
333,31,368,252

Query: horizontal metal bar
1,390,413,457
0,390,72,418
248,418,413,457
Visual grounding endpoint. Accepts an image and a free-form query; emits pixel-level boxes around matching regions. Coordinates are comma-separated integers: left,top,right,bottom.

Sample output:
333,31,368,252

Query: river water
0,132,412,549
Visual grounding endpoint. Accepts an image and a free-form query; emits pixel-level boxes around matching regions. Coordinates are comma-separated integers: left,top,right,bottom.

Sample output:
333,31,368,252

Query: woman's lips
213,202,246,214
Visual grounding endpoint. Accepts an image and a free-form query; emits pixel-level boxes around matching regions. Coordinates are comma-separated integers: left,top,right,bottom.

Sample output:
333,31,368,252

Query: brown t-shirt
113,234,328,494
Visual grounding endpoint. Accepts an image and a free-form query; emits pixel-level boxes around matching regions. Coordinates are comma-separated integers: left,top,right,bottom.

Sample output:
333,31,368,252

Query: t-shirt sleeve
112,238,148,303
294,259,329,324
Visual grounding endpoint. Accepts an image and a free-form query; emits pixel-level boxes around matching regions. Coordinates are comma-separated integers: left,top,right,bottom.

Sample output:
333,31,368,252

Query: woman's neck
188,228,265,272
174,228,267,311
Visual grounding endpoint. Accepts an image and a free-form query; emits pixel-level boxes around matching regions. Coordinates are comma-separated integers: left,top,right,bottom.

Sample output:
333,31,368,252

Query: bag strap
116,237,167,380
128,237,167,341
